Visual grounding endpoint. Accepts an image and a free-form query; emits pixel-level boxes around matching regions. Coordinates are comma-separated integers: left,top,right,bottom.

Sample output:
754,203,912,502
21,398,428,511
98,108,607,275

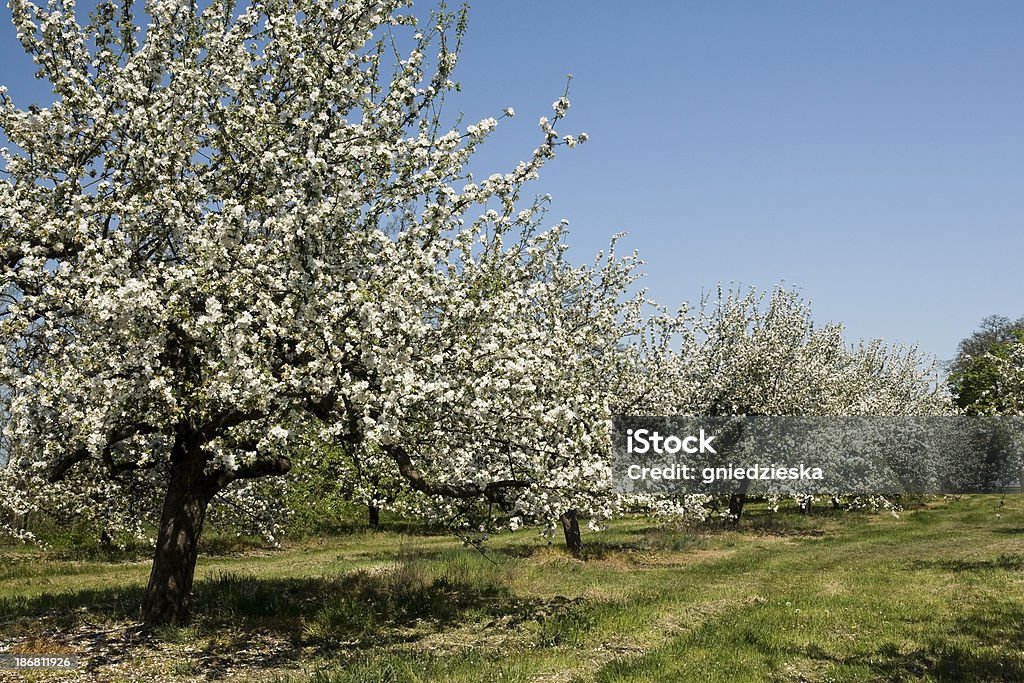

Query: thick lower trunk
141,459,215,627
560,509,582,555
368,504,380,528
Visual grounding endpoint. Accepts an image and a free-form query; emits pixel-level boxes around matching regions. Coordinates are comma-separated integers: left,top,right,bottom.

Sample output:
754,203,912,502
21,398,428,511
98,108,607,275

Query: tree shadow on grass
191,567,531,641
0,585,145,625
726,510,832,537
909,553,1024,571
800,642,1024,682
796,602,1024,682
0,556,577,678
499,536,693,562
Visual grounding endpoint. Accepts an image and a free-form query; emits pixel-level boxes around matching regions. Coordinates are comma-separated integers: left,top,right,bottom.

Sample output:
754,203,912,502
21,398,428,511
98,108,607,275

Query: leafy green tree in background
949,316,1024,415
948,315,1024,378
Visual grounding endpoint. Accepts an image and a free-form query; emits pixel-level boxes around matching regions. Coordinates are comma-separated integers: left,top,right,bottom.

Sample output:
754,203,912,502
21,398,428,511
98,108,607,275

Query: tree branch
386,444,531,502
201,409,267,442
48,448,91,483
214,451,292,490
48,423,162,482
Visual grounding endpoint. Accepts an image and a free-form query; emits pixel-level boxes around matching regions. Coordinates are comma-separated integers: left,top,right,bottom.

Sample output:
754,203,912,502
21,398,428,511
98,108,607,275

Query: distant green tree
949,329,1024,416
948,315,1024,382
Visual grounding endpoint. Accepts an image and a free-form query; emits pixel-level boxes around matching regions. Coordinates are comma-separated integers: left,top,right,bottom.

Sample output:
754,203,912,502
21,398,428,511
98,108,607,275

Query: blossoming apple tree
292,232,690,552
666,287,952,520
0,0,641,624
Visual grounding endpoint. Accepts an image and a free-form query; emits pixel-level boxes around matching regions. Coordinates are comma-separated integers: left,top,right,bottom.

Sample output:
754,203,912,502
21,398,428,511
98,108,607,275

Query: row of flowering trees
663,288,951,520
0,0,956,626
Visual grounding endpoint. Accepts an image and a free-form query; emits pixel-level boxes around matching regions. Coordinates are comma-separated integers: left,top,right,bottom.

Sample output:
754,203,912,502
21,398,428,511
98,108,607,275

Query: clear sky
1,1,1021,364
450,1,1024,366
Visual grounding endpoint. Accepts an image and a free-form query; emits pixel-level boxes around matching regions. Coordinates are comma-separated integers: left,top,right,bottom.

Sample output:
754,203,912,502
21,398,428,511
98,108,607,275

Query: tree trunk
368,504,380,528
138,426,290,627
560,509,582,555
141,454,215,627
831,496,843,510
728,493,746,522
798,496,813,515
727,478,751,523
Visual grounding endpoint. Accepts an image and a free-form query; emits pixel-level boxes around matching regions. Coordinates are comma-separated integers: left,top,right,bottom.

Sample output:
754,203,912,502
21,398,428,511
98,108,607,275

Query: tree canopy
950,325,1024,416
0,0,640,624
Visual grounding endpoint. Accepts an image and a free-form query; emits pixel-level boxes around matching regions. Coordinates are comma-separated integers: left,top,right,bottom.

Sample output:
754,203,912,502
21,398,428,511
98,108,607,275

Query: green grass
2,496,1024,681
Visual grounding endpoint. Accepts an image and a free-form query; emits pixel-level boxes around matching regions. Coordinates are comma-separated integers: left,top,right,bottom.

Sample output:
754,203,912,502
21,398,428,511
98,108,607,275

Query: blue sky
451,1,1024,365
1,1,1021,364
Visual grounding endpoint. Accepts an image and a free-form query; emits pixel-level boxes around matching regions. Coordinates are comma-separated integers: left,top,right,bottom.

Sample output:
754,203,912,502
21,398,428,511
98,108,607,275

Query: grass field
2,496,1024,682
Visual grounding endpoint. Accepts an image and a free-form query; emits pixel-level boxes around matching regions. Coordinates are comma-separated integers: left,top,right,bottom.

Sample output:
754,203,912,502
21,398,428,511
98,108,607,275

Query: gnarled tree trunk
368,504,380,528
138,434,292,626
141,449,216,627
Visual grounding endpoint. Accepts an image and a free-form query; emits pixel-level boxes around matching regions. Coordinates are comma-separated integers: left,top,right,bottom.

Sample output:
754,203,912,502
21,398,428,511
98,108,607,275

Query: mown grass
2,496,1024,681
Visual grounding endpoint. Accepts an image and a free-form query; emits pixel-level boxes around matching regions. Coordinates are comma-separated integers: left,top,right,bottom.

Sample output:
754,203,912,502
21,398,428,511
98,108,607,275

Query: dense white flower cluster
665,287,948,419
655,287,952,518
